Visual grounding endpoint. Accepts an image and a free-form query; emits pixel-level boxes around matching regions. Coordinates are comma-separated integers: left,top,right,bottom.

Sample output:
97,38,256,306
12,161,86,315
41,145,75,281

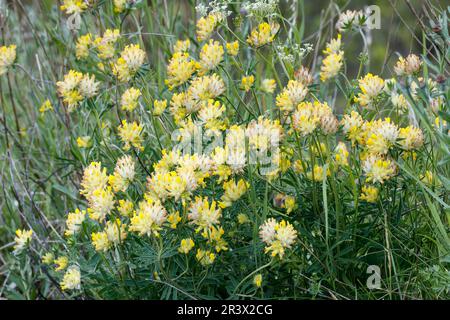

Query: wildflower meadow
0,0,449,300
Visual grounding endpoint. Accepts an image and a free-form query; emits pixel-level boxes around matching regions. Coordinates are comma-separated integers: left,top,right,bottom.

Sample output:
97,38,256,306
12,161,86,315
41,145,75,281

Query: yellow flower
320,52,344,82
113,0,127,13
165,52,197,90
307,165,330,182
196,249,216,266
294,66,313,86
108,155,136,193
87,187,115,221
166,171,189,200
121,44,146,72
42,252,54,265
39,99,53,114
130,199,167,237
196,12,223,41
237,213,250,224
13,229,33,252
293,160,305,173
80,162,109,201
253,274,263,288
259,219,297,259
220,179,249,208
394,54,422,76
331,143,346,166
323,34,342,54
118,199,134,217
355,73,385,107
91,231,111,252
362,155,396,184
360,185,379,203
56,70,83,111
118,120,144,151
241,75,255,92
153,99,167,116
78,73,100,98
77,136,91,148
247,22,280,47
167,211,181,229
60,266,81,291
366,133,390,155
178,238,195,254
188,196,222,232
198,99,227,131
173,39,190,53
341,111,365,144
105,219,127,245
283,195,296,214
226,41,239,56
0,44,16,75
261,78,276,93
197,39,224,75
391,93,408,113
202,225,228,252
75,34,92,59
54,256,69,271
120,87,141,112
276,80,308,112
64,208,86,237
398,126,424,150
112,44,146,82
188,74,226,101
94,29,120,60
291,101,329,136
60,0,87,14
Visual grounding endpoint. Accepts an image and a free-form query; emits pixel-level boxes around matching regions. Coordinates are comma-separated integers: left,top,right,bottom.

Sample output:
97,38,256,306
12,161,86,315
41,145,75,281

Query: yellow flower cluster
108,155,136,192
92,219,127,251
196,12,224,41
355,73,385,107
34,1,440,284
241,75,255,92
13,229,33,252
120,87,142,112
292,101,337,136
129,198,167,237
165,52,197,90
56,70,100,111
226,41,239,56
0,44,16,75
220,179,249,208
39,99,53,114
276,80,308,112
259,219,297,259
80,162,114,221
113,44,146,82
65,209,86,237
153,99,167,116
60,266,81,291
247,22,280,47
320,35,344,82
173,39,190,53
60,0,87,15
113,0,128,13
197,40,224,75
394,54,422,76
118,120,145,151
